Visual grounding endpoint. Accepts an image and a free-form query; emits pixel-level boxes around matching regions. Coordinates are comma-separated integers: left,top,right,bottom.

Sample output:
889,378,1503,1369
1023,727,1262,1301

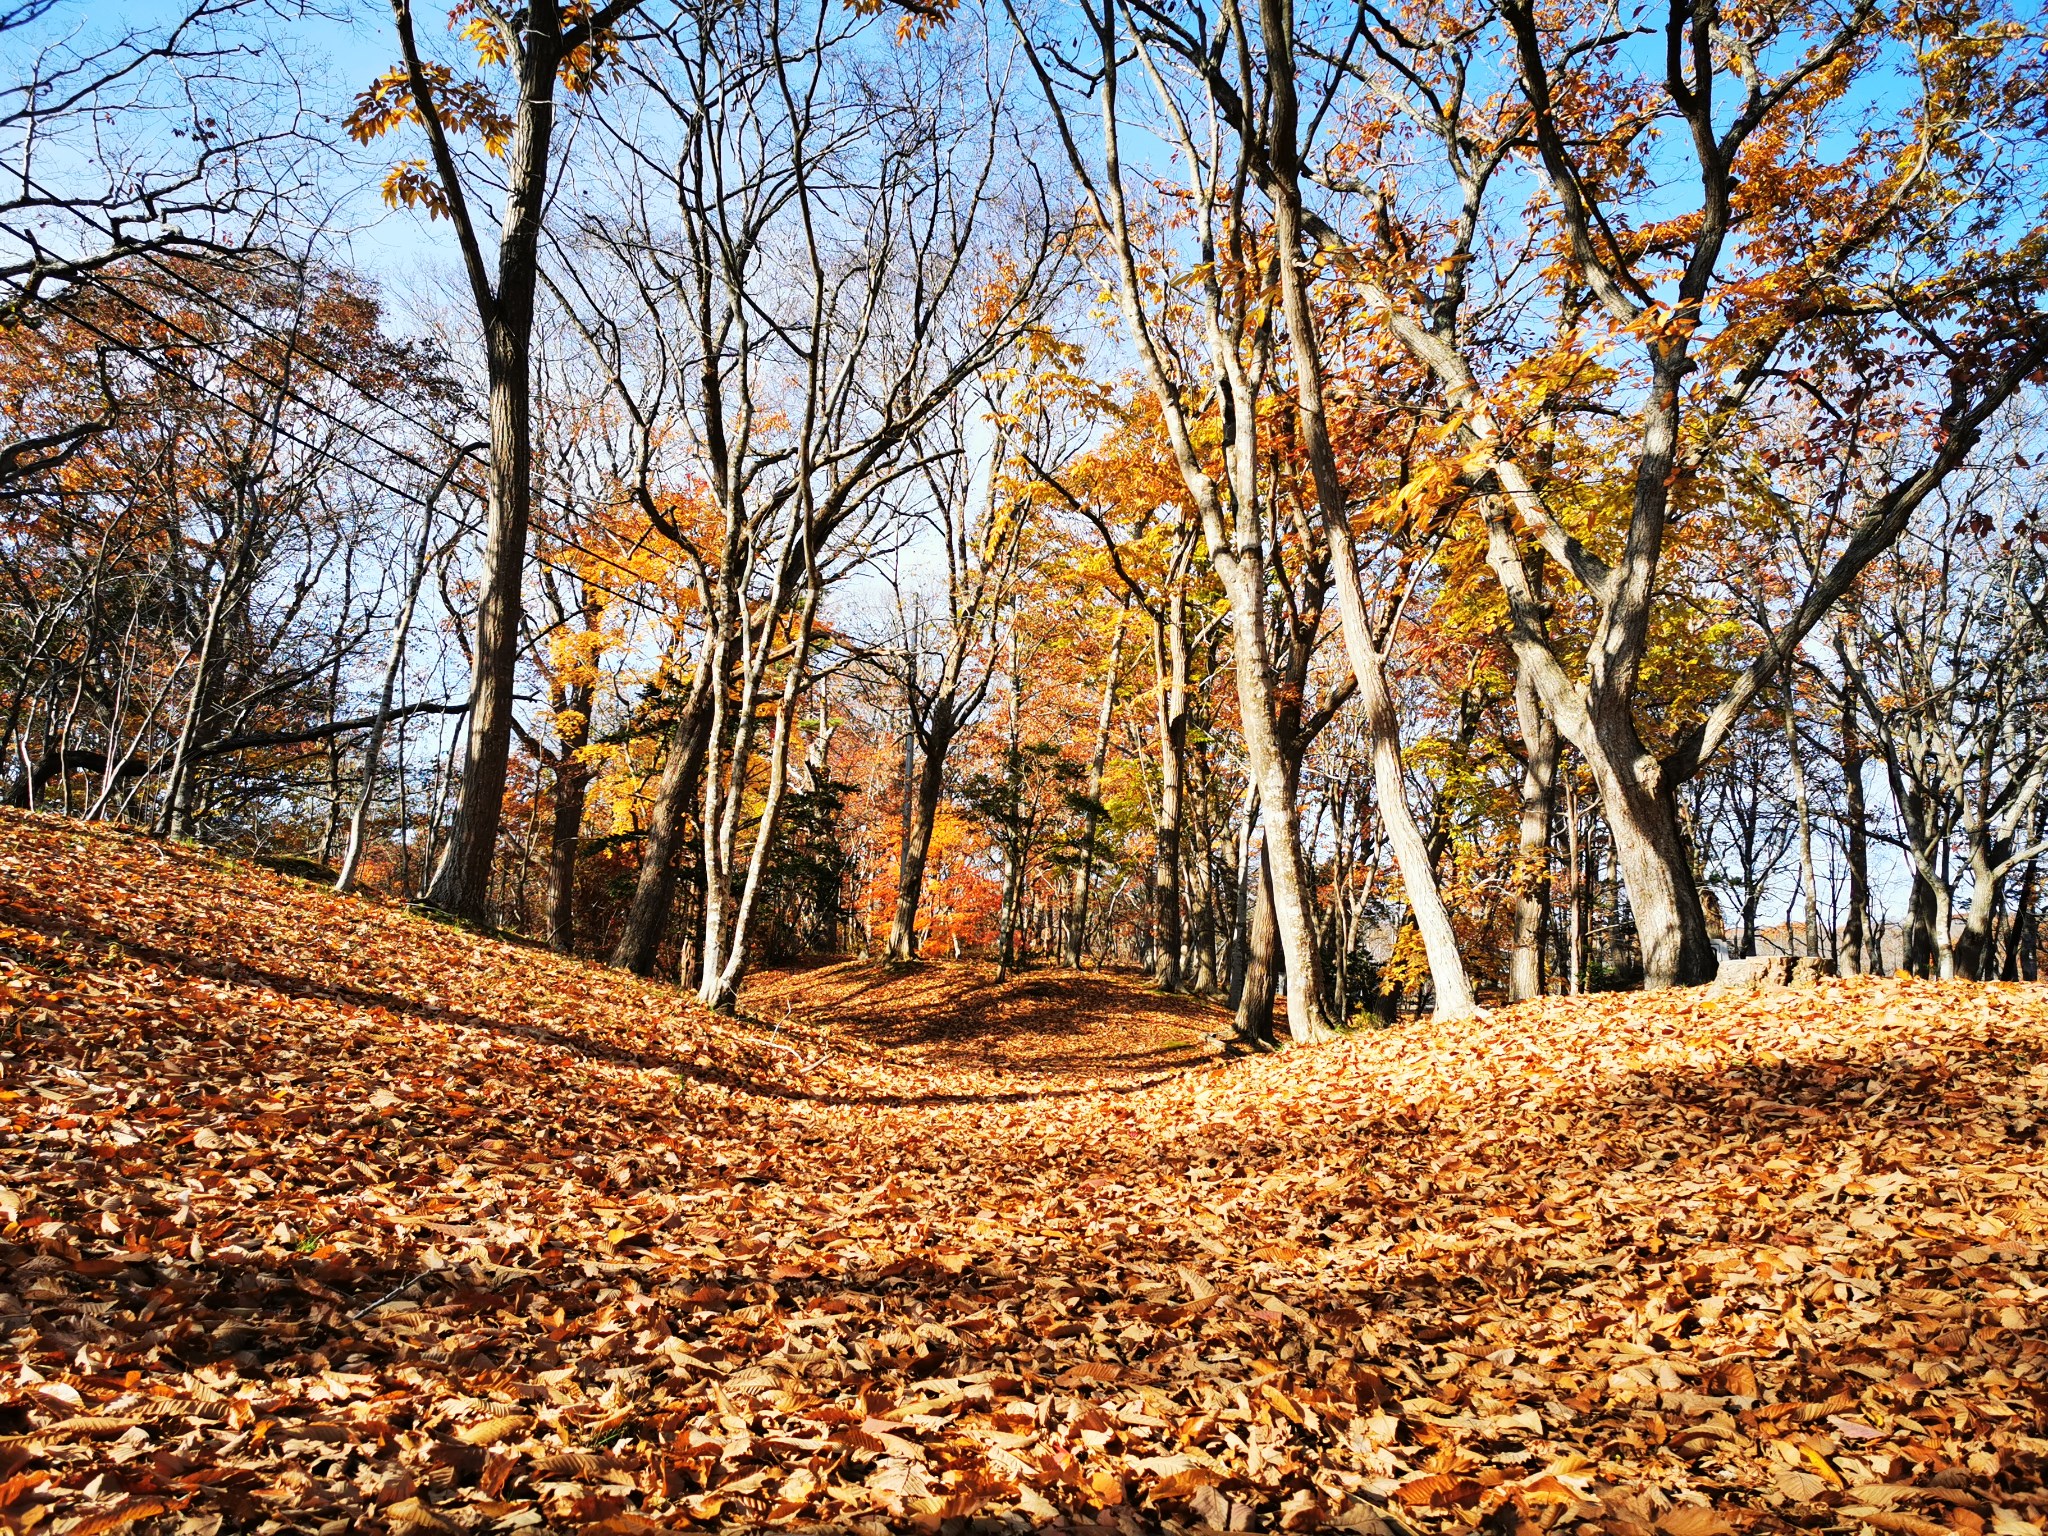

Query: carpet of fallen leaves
2,812,2046,1536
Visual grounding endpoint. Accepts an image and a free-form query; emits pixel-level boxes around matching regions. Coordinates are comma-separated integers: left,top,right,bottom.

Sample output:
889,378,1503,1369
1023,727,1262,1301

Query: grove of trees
4,0,2045,1042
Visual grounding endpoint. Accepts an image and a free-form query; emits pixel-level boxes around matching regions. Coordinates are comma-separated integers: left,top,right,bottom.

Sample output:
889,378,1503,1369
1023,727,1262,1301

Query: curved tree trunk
1257,26,1471,1020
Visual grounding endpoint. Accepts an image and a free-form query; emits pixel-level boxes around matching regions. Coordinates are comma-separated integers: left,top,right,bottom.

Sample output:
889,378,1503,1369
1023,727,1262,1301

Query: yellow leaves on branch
347,3,625,218
344,64,513,159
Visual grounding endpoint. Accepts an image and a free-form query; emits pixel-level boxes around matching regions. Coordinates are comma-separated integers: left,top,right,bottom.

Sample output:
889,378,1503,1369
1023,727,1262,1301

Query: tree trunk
1215,562,1332,1040
429,325,533,922
1065,613,1125,967
411,0,566,923
157,529,250,839
2004,853,2039,980
1839,678,1872,973
1151,596,1188,991
887,700,957,961
609,669,715,974
703,579,820,1013
1952,836,2007,981
1780,672,1821,956
1510,666,1558,1001
1581,703,1718,987
1258,29,1469,1021
544,691,592,955
1906,855,1937,977
1235,849,1277,1046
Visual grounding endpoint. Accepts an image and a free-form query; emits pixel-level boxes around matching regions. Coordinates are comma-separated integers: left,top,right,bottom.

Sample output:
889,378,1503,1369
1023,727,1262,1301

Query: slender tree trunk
1215,563,1332,1040
1839,681,1872,974
609,665,716,974
1510,665,1559,1001
544,688,592,954
888,702,957,961
1066,612,1125,967
2005,853,2039,980
157,533,249,839
1565,776,1585,994
410,0,570,923
338,476,454,895
1151,596,1188,990
705,578,821,1013
1257,32,1468,1021
1780,672,1821,957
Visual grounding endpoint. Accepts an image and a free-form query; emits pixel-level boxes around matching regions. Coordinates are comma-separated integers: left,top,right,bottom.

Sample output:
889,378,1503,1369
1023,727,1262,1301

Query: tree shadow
741,958,1229,1081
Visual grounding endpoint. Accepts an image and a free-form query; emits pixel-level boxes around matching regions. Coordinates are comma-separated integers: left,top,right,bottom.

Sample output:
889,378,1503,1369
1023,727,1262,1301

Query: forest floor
2,811,2046,1536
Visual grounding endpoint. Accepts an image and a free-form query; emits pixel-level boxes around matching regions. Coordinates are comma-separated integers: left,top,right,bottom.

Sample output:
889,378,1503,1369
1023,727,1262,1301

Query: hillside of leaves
1,812,2046,1536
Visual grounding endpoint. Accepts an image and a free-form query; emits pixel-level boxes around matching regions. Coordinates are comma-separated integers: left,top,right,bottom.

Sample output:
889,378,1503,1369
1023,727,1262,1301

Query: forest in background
4,0,2047,1041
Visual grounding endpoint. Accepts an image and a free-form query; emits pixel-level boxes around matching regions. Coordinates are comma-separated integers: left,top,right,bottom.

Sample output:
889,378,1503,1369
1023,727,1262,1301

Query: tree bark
1579,701,1718,986
609,665,716,974
394,0,596,923
544,693,591,954
887,697,958,962
1065,611,1125,967
1234,846,1277,1046
1510,665,1558,1001
1150,593,1188,991
1780,671,1821,957
1838,672,1872,973
1258,0,1471,1019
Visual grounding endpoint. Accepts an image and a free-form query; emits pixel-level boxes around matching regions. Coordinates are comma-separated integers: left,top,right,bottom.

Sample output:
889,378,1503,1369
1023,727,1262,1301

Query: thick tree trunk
888,703,957,961
609,673,715,974
1510,667,1558,1001
1952,838,2007,981
1906,859,1937,977
1581,704,1717,987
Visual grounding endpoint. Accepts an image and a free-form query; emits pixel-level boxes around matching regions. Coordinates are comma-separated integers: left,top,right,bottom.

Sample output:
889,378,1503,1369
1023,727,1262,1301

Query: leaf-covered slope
1,810,2045,1536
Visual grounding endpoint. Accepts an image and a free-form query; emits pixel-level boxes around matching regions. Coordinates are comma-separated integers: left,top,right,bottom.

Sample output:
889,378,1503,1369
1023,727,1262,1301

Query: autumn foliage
2,812,2046,1533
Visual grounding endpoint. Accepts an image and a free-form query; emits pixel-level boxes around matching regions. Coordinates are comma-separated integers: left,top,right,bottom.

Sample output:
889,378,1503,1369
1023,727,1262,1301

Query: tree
347,0,649,923
552,0,1074,1008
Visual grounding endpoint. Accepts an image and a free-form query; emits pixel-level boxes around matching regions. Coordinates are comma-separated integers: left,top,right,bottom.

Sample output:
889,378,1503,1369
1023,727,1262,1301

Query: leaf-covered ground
2,812,2045,1536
